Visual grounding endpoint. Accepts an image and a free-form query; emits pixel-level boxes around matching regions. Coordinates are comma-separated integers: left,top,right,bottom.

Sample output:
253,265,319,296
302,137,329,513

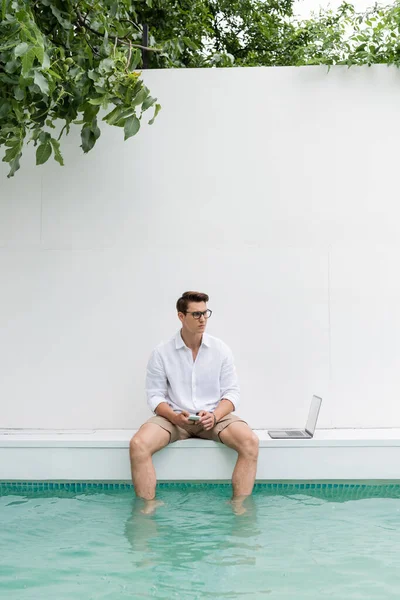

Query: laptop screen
305,395,322,434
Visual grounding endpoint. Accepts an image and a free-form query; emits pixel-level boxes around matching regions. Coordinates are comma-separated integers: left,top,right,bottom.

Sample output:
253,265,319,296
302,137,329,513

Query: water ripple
1,488,400,599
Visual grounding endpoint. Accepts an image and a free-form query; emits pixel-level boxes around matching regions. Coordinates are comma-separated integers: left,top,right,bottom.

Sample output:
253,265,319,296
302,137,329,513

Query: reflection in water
124,498,160,567
123,492,265,597
3,487,400,598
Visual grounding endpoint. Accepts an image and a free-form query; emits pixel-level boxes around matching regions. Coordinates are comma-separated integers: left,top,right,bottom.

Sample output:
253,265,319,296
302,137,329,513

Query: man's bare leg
129,423,170,513
219,422,259,515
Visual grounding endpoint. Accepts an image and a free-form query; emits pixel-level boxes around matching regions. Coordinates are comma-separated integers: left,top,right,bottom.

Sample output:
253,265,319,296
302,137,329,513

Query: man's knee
238,432,259,461
129,434,151,461
129,424,170,461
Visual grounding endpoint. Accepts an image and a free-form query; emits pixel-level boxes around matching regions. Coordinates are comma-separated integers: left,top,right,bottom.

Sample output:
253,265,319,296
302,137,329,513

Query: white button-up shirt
146,331,240,414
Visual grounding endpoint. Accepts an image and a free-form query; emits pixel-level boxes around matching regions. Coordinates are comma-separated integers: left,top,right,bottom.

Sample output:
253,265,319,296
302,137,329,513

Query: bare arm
155,401,190,427
199,398,234,431
214,398,234,421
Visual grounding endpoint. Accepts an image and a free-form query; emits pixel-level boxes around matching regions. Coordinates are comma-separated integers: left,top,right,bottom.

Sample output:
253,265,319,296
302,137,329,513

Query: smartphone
188,414,200,422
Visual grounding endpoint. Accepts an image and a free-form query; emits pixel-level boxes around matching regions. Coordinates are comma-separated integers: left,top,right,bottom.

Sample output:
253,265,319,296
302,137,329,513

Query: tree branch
126,40,132,71
118,18,142,32
75,8,160,53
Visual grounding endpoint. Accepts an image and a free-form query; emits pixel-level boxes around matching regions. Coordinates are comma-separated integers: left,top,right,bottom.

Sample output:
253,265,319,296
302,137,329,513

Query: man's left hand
198,411,216,431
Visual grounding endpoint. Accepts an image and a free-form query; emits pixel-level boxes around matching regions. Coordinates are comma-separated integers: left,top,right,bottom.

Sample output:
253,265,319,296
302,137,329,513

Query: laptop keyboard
286,431,306,437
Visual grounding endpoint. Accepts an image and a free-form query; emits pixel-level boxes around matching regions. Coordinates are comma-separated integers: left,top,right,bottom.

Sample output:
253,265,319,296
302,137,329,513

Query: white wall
1,65,400,430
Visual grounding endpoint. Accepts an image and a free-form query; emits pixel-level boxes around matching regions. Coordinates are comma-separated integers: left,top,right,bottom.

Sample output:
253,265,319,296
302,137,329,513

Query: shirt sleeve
219,349,240,410
146,348,168,413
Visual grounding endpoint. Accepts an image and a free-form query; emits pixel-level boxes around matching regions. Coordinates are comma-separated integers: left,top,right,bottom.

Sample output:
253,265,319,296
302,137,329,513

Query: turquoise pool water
1,483,400,599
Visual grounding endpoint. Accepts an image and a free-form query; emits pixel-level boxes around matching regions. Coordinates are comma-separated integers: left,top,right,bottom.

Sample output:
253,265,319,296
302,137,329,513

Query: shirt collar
175,330,210,349
201,333,211,347
175,330,186,349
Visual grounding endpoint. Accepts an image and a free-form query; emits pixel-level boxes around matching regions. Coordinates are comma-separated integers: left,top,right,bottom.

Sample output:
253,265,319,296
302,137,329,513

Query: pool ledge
1,428,400,481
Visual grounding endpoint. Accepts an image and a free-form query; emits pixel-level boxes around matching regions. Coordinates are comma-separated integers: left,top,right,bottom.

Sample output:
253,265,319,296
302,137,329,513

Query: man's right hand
172,411,191,428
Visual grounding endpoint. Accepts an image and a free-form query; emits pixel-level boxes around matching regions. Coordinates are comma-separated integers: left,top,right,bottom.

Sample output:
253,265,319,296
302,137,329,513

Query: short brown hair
176,291,209,314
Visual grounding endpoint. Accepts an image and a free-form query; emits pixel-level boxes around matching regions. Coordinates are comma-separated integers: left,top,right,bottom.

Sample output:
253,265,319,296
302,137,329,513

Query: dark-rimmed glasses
185,309,212,320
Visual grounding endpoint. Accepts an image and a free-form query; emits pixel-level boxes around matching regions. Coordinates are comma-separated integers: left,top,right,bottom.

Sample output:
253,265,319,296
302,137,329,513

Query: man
129,291,259,513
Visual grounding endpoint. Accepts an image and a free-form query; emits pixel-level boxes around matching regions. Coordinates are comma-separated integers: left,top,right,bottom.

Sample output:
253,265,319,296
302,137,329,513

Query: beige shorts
145,413,247,444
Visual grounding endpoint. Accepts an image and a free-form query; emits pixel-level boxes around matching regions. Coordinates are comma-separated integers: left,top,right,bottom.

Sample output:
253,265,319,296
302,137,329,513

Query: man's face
179,301,208,335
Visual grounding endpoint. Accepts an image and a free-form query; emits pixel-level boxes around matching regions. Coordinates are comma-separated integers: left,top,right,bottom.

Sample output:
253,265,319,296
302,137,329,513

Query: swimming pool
1,482,400,599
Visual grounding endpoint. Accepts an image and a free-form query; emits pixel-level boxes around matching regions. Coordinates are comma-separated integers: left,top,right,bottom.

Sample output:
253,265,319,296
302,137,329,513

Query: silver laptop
268,395,322,439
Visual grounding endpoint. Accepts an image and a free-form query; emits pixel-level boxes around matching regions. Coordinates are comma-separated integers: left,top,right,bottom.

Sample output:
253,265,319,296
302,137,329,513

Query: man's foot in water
230,495,248,516
140,499,164,515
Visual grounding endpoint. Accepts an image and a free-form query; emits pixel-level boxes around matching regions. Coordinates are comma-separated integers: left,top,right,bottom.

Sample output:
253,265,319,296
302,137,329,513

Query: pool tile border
1,480,400,496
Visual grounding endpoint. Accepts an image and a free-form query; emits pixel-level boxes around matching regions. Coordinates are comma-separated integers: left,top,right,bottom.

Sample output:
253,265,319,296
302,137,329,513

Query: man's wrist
170,412,179,425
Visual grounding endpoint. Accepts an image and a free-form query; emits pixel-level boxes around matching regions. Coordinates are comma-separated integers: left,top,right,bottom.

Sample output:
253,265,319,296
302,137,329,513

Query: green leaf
82,103,100,123
3,144,21,163
148,103,161,125
132,87,150,107
0,73,19,85
50,137,64,166
14,87,25,101
103,105,136,126
11,99,23,121
33,70,49,94
98,58,114,74
0,100,10,119
92,122,101,140
36,142,52,165
14,42,29,57
110,1,118,17
42,52,50,69
128,49,141,70
80,123,100,153
8,154,21,178
141,95,157,112
39,132,51,144
46,68,62,80
88,97,107,106
102,105,126,125
183,37,199,51
124,115,140,140
21,48,36,76
102,30,110,56
35,45,44,65
50,5,72,29
5,59,19,74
